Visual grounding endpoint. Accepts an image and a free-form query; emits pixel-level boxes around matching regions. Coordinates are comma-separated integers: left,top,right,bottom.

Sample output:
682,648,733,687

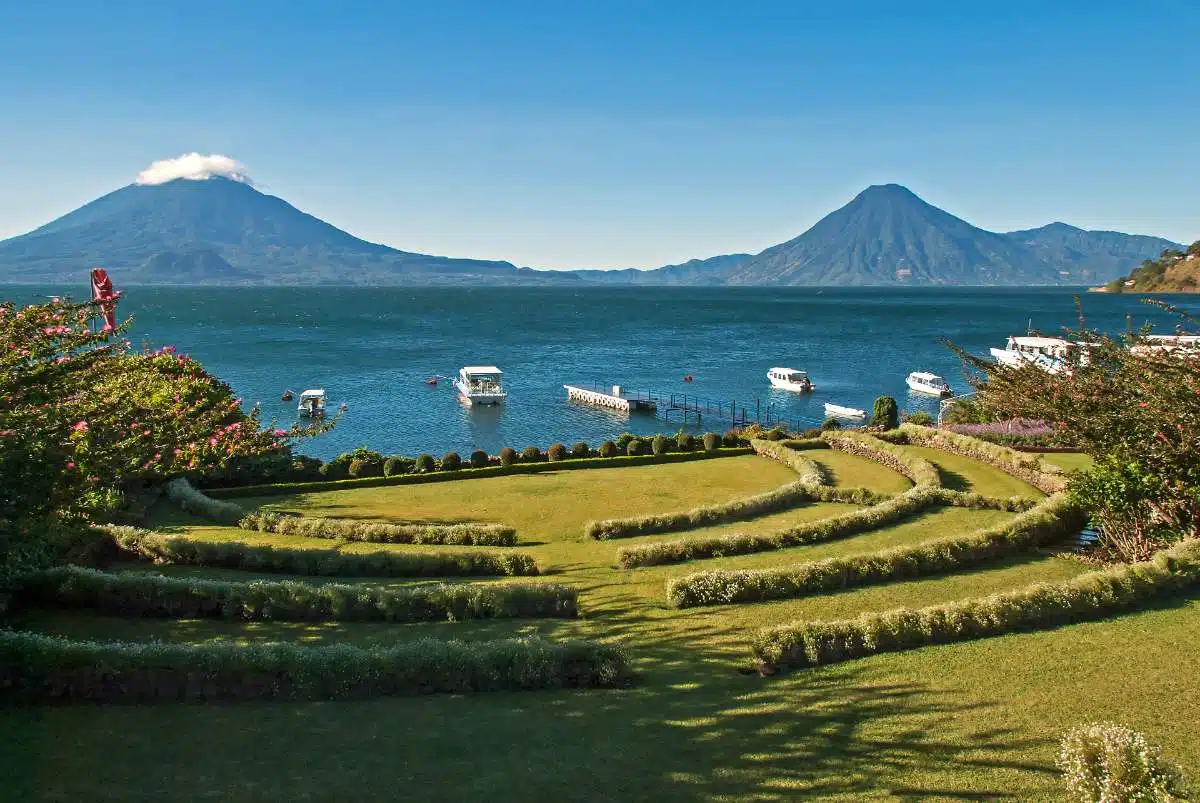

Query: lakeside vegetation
1103,239,1200,293
2,294,1197,800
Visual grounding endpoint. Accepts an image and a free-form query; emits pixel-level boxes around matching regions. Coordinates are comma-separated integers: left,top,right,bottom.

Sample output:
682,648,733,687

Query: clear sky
1,0,1197,268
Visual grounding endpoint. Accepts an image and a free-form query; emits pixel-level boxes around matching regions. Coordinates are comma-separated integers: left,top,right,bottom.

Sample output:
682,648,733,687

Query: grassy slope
807,449,913,493
896,445,1043,499
1038,452,1095,473
4,449,1197,801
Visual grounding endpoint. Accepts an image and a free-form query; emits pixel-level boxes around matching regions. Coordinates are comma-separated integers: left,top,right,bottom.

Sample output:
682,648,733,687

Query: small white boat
824,402,866,419
767,367,816,392
454,366,506,406
297,389,326,417
906,371,952,396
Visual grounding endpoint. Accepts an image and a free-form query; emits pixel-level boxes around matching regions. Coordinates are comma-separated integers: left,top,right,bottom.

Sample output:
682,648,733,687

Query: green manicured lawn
1038,451,1095,473
5,447,1197,801
807,448,913,493
898,445,1044,499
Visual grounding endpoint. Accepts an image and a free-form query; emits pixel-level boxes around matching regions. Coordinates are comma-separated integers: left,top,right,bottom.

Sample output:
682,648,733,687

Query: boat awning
769,367,807,377
908,372,944,382
299,389,326,399
462,366,502,376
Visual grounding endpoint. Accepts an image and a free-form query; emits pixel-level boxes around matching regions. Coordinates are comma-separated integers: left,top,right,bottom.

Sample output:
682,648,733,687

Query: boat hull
768,377,816,393
454,379,506,406
906,378,951,396
824,403,866,419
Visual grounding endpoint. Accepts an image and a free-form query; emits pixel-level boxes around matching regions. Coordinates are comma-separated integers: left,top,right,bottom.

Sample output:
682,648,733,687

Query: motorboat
297,389,326,417
989,336,1087,374
906,371,952,396
767,367,816,393
454,366,506,406
824,402,866,419
281,389,294,402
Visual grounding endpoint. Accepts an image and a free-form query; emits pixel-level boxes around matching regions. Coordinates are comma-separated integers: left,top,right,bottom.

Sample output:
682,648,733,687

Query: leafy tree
870,396,899,430
949,301,1200,560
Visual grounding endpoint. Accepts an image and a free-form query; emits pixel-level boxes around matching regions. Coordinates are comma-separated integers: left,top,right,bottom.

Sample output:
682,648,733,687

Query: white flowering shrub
1057,723,1190,802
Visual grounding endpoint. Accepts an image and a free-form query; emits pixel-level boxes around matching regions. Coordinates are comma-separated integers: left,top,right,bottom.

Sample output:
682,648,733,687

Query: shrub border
0,630,631,702
165,478,246,524
751,538,1200,672
897,423,1067,494
238,512,518,547
20,566,577,622
821,431,941,488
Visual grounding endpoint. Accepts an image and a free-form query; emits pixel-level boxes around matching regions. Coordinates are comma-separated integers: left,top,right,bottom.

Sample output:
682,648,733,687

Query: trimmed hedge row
822,431,941,488
749,439,827,487
897,423,1067,494
0,631,631,702
101,525,540,578
20,566,575,622
206,448,755,499
238,512,518,546
665,493,1085,607
616,486,948,568
752,538,1200,672
165,478,246,524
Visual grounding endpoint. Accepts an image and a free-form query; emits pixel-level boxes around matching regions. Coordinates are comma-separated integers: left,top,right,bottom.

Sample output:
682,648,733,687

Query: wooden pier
564,385,657,413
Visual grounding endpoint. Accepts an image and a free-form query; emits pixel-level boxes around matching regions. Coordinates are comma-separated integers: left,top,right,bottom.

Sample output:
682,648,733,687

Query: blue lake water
6,284,1194,459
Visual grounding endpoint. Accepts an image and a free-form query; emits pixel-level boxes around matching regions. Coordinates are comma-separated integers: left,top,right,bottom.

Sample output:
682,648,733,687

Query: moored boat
906,371,952,396
824,402,866,419
989,336,1079,374
767,367,816,392
454,366,506,406
297,389,326,417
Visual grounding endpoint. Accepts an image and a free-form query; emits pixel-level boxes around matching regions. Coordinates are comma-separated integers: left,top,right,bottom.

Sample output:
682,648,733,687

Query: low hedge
750,439,827,487
101,525,540,578
898,423,1067,494
206,448,755,499
165,478,246,524
0,631,631,702
21,566,576,622
238,512,518,546
666,493,1084,607
752,538,1200,672
822,431,941,488
616,487,944,568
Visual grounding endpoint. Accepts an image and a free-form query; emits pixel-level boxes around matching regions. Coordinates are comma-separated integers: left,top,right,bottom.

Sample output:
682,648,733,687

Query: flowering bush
1057,722,1190,802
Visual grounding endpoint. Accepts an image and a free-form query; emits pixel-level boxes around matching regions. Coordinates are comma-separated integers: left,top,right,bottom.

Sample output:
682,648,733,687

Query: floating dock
564,384,657,413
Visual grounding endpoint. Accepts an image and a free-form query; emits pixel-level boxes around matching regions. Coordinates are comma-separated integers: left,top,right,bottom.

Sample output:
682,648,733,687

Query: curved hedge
666,494,1084,607
748,439,827,486
752,539,1200,672
21,566,576,622
101,525,540,578
0,631,631,703
238,512,518,546
206,447,755,499
897,423,1067,494
821,431,941,488
165,478,246,524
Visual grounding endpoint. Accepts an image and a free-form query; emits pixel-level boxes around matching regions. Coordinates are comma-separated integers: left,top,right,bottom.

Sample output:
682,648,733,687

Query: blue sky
1,0,1197,268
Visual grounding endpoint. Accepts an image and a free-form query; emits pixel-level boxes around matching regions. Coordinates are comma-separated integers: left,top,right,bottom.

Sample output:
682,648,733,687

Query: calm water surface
7,285,1193,459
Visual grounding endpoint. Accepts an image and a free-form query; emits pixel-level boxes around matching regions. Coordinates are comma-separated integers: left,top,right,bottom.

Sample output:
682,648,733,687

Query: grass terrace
4,437,1198,800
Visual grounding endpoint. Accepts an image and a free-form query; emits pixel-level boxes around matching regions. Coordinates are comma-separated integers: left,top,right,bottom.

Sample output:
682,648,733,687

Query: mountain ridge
0,176,1181,286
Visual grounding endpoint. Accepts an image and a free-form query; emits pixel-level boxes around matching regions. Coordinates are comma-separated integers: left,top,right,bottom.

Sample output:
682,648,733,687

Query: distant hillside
1006,222,1181,284
0,177,578,285
571,253,750,285
1103,241,1200,293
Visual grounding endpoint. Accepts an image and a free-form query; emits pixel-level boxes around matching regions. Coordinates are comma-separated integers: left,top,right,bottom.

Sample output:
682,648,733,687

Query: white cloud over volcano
135,153,254,186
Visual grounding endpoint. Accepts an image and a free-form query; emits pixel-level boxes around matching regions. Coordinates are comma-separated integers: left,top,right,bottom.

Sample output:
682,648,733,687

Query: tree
948,301,1200,560
0,297,331,583
870,396,899,430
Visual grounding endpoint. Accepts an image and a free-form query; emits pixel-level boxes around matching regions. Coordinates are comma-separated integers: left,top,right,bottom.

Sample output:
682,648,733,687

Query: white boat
906,371,952,396
767,367,816,392
297,389,326,417
989,336,1077,374
454,366,506,406
824,402,866,419
1131,334,1200,356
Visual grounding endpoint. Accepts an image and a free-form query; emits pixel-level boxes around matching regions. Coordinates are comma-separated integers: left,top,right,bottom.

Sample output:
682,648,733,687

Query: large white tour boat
454,366,507,406
906,371,952,396
767,367,816,392
989,336,1077,374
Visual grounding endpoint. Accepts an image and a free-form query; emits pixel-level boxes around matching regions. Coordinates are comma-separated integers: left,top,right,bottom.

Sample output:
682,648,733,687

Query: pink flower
274,429,287,436
72,421,88,433
209,437,218,447
66,462,75,470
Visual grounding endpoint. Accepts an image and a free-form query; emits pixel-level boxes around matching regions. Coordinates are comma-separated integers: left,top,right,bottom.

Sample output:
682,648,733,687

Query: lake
5,284,1193,459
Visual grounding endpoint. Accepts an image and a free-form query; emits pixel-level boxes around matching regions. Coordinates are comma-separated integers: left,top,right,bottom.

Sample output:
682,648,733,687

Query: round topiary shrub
722,430,741,447
651,434,669,456
702,432,721,452
598,440,617,458
499,447,518,467
870,395,899,430
626,438,646,456
906,410,934,426
820,417,842,431
547,443,568,462
570,441,590,459
318,462,348,480
415,454,436,473
347,458,367,478
766,426,788,441
521,446,543,463
441,452,462,471
382,456,413,477
615,432,635,450
470,450,489,468
676,432,696,452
